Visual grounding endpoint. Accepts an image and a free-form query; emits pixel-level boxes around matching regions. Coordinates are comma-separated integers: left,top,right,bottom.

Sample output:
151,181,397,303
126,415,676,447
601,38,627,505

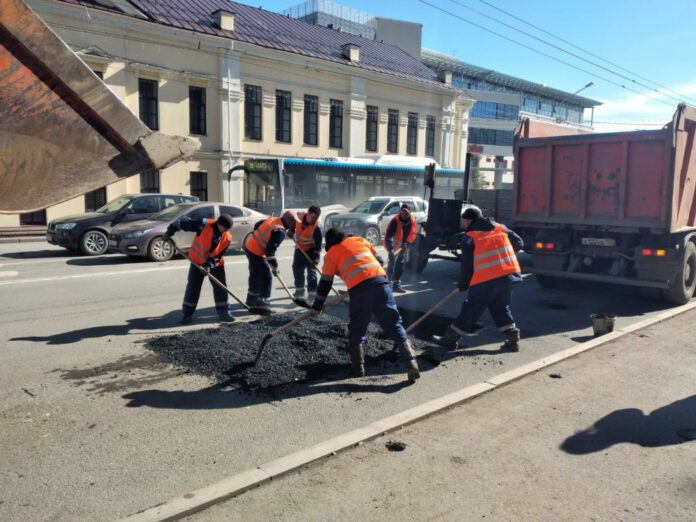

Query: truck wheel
663,242,696,304
363,226,381,246
79,230,108,256
147,236,174,262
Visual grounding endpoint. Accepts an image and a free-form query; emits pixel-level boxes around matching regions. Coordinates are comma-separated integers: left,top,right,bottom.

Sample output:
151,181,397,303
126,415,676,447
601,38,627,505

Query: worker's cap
399,204,411,212
217,214,233,229
461,205,482,221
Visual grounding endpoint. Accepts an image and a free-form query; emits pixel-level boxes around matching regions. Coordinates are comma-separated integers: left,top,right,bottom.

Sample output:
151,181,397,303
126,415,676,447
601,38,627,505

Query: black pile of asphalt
145,312,441,392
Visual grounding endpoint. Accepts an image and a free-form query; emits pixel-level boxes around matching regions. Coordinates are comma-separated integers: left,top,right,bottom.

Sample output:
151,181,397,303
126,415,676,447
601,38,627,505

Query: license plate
108,240,117,247
581,237,615,247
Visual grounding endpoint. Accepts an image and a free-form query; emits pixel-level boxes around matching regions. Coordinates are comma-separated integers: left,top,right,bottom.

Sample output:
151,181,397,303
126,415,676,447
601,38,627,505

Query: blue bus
235,156,466,216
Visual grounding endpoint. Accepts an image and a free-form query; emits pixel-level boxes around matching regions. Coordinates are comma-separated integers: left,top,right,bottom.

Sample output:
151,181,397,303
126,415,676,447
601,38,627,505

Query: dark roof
57,0,456,89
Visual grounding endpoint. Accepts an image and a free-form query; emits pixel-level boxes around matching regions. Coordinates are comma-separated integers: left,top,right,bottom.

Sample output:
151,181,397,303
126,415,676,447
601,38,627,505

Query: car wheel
363,225,381,246
147,236,174,262
79,230,108,256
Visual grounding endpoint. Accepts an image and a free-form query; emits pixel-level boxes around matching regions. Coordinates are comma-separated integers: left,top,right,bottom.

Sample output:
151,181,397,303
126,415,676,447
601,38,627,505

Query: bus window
244,159,281,214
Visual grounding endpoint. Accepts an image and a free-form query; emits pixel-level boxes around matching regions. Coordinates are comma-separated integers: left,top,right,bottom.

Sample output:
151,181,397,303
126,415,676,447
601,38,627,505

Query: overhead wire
475,0,696,106
442,0,690,106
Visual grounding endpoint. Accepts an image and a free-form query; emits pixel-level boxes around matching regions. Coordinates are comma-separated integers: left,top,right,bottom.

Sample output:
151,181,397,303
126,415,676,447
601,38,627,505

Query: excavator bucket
0,0,200,213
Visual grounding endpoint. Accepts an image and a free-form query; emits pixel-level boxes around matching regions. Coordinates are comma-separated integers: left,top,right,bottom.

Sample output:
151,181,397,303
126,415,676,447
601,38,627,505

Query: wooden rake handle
405,288,460,333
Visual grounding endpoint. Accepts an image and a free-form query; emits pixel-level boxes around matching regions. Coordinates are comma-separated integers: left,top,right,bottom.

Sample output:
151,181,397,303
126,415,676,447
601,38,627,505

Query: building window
304,94,318,146
138,78,159,130
522,97,537,113
329,99,343,148
190,171,208,201
469,128,514,147
365,105,378,152
425,115,435,157
140,171,160,193
470,102,519,121
387,109,399,153
407,112,418,155
244,84,262,140
85,187,107,212
275,90,292,143
20,209,46,226
189,86,207,135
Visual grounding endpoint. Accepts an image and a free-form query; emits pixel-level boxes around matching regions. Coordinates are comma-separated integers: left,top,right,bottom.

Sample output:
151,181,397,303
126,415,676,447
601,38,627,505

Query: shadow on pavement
560,394,696,453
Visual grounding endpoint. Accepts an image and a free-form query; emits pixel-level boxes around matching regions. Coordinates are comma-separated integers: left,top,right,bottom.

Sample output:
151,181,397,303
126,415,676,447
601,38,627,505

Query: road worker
287,205,323,302
165,214,234,324
244,210,299,311
310,228,420,383
433,205,524,351
384,203,417,293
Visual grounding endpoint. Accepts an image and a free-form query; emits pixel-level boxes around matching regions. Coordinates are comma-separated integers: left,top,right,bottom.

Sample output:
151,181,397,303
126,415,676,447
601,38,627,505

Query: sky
251,0,696,132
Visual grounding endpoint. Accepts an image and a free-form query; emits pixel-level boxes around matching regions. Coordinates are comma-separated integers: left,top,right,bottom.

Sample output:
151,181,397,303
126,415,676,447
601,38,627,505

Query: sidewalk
184,307,696,521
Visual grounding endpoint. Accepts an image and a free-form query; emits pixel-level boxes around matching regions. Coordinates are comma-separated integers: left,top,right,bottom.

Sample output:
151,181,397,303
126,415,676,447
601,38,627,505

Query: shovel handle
266,292,349,339
405,288,460,333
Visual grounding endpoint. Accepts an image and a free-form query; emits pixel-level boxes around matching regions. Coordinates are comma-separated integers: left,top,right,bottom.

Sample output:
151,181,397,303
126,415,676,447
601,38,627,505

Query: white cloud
592,81,696,132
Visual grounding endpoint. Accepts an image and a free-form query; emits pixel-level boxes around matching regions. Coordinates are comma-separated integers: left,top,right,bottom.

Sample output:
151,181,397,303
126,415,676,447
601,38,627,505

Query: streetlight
554,81,594,122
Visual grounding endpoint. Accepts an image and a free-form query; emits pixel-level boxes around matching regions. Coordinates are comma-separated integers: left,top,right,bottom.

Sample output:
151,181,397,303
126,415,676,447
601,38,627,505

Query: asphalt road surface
0,240,684,520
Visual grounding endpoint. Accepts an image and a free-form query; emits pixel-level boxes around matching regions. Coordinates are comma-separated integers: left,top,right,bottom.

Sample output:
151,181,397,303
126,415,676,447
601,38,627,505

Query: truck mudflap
0,0,199,213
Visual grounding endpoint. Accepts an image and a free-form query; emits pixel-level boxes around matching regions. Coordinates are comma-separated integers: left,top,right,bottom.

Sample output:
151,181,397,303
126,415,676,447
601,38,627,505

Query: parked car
323,196,428,245
46,193,199,255
107,202,267,261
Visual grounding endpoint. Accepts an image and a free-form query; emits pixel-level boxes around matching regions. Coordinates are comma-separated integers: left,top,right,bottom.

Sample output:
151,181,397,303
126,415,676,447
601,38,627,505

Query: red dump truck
512,103,696,304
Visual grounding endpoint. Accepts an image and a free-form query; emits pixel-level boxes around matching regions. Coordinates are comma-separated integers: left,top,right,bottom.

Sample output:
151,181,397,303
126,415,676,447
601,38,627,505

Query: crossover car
108,202,267,262
323,196,428,245
46,193,198,255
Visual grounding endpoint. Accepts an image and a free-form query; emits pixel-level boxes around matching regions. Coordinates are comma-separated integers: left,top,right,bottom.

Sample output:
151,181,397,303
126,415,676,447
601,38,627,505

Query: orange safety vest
188,221,232,267
467,223,520,285
245,216,285,257
383,213,417,251
321,236,386,290
294,211,319,252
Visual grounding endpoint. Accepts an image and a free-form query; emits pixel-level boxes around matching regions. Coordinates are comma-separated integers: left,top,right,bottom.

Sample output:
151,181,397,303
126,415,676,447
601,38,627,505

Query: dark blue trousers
451,276,516,334
245,248,272,302
292,249,318,292
182,264,229,316
348,280,407,346
386,248,407,282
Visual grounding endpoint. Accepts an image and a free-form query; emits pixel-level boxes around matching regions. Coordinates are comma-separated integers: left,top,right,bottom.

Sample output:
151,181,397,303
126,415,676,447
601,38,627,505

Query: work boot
392,281,406,293
396,338,420,383
349,343,365,377
180,314,192,325
501,327,521,352
217,311,235,323
293,287,306,299
432,327,461,350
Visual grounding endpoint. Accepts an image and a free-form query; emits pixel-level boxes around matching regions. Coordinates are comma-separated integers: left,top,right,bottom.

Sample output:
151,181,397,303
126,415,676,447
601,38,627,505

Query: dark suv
46,193,198,255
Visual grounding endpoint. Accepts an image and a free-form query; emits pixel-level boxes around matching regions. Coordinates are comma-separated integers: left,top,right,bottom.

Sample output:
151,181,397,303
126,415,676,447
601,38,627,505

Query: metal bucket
590,313,616,337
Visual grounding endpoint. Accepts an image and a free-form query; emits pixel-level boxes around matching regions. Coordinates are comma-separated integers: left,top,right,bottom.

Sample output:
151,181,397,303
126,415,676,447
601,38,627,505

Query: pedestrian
433,205,524,351
287,205,323,301
383,203,417,293
244,210,299,310
309,228,420,383
165,214,234,324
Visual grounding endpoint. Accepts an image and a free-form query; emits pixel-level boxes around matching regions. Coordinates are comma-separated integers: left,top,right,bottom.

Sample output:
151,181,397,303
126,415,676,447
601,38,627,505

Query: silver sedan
108,202,267,261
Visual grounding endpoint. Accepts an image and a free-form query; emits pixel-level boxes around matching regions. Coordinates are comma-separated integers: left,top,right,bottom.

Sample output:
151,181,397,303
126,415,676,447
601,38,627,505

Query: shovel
274,269,311,308
169,240,271,316
290,236,341,297
228,292,350,373
405,288,460,334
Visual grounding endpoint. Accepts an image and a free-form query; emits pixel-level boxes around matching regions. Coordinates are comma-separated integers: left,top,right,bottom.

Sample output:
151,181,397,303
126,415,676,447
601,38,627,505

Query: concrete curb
121,299,696,521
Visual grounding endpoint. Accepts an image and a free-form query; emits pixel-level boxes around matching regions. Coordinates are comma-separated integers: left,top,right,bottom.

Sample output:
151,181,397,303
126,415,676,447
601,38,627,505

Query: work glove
161,233,170,242
375,254,385,267
166,222,180,237
267,257,278,275
457,279,469,292
203,258,216,272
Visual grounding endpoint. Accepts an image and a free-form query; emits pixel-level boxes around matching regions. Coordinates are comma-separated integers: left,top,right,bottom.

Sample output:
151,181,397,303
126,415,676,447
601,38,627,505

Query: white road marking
0,271,19,278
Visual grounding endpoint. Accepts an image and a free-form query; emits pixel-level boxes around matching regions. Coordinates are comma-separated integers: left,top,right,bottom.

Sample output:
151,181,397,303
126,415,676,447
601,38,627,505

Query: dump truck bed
0,0,198,213
512,104,696,233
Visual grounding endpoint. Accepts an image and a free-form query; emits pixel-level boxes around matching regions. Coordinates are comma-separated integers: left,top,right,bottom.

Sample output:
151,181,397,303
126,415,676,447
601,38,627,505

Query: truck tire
147,236,174,262
79,229,108,256
663,241,696,304
363,226,381,246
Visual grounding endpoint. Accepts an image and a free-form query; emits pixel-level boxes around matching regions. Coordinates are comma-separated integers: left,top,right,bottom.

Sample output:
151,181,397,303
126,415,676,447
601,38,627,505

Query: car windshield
150,203,192,221
351,199,388,214
96,195,133,213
